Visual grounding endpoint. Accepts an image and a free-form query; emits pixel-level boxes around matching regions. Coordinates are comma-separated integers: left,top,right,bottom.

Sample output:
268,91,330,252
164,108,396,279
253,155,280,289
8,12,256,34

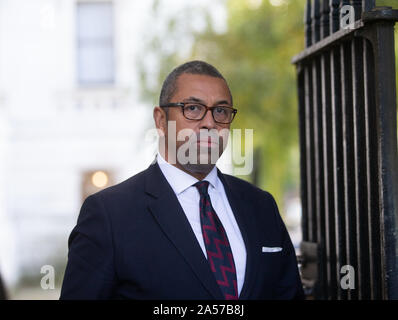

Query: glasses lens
183,104,235,123
183,104,205,119
213,107,233,123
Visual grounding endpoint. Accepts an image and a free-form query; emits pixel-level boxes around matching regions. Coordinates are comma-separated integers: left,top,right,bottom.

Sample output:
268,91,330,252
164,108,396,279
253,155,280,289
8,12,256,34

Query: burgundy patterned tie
194,180,238,300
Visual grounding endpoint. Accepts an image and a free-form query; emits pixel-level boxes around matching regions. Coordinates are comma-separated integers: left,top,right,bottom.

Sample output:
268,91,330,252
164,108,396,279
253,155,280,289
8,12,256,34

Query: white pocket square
262,246,283,253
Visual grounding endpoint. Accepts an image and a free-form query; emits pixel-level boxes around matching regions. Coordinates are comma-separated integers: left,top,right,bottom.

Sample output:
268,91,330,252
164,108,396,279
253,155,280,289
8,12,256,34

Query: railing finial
350,0,362,20
305,0,313,47
312,0,321,44
362,0,375,13
321,0,331,39
329,0,340,34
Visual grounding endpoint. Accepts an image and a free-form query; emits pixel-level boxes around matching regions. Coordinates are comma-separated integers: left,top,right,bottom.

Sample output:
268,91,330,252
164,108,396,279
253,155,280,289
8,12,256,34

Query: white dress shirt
156,152,247,295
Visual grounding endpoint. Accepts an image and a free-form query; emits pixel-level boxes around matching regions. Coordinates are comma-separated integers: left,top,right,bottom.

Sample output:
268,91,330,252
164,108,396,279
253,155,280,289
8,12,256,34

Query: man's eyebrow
213,100,231,106
182,96,205,103
182,97,232,106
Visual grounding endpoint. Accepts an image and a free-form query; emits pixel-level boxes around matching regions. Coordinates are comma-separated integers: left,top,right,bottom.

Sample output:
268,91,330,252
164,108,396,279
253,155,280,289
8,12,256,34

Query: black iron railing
292,0,398,299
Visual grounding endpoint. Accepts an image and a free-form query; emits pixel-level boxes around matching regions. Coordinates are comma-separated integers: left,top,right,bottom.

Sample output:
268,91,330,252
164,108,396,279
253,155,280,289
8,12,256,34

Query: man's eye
187,104,201,111
215,107,227,114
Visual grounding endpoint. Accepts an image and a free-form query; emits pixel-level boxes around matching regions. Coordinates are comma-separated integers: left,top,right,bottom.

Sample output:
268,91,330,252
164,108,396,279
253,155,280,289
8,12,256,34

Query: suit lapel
145,162,224,300
216,169,260,300
144,160,260,300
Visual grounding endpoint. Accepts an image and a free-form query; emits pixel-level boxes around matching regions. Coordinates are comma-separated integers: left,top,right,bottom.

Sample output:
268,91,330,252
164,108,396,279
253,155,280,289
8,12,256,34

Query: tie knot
194,180,209,196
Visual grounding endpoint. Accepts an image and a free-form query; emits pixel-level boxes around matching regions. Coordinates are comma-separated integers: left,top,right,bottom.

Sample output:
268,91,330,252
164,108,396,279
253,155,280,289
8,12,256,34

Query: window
76,2,115,85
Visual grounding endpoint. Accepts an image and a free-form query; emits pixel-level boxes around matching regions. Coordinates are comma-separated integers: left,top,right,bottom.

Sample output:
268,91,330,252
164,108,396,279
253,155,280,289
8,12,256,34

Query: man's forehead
174,73,232,103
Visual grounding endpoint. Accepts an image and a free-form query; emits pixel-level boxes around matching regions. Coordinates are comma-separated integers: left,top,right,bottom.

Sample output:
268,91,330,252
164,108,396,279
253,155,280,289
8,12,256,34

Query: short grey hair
159,60,233,110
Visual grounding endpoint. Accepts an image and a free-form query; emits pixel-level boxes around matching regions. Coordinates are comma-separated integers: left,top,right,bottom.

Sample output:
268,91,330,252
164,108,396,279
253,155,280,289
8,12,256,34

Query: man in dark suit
60,60,304,300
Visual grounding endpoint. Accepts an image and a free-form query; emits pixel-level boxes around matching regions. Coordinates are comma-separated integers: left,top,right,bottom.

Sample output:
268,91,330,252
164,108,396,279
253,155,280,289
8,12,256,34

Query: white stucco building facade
0,0,157,289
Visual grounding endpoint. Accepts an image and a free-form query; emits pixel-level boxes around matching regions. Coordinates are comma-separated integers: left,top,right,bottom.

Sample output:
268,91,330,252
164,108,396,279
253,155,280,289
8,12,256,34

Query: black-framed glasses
160,102,237,124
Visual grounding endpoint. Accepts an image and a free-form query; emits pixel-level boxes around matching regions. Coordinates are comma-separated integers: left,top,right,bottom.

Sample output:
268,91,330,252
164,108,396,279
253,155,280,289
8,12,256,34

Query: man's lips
196,138,219,146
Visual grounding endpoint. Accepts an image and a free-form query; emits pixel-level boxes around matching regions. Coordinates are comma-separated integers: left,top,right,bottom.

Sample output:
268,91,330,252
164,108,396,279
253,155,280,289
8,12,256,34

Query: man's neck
174,162,212,181
159,150,214,181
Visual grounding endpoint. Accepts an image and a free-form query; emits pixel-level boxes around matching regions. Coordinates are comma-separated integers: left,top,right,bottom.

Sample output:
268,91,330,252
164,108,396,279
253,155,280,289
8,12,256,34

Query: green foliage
190,0,305,210
376,0,398,8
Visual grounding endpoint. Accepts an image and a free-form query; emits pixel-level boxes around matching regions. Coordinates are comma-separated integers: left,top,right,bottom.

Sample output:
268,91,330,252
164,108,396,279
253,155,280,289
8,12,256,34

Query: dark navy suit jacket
60,159,304,300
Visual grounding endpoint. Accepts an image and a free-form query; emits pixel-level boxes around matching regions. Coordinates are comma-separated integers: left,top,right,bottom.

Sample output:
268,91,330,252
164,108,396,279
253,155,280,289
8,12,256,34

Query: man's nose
199,109,216,129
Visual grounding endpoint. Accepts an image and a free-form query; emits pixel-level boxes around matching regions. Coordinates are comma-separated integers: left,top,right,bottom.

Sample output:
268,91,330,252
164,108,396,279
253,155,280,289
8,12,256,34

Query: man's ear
153,106,167,133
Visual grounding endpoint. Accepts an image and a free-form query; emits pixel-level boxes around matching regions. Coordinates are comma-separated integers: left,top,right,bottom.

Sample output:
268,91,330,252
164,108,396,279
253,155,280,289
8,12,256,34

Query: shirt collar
156,151,219,195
